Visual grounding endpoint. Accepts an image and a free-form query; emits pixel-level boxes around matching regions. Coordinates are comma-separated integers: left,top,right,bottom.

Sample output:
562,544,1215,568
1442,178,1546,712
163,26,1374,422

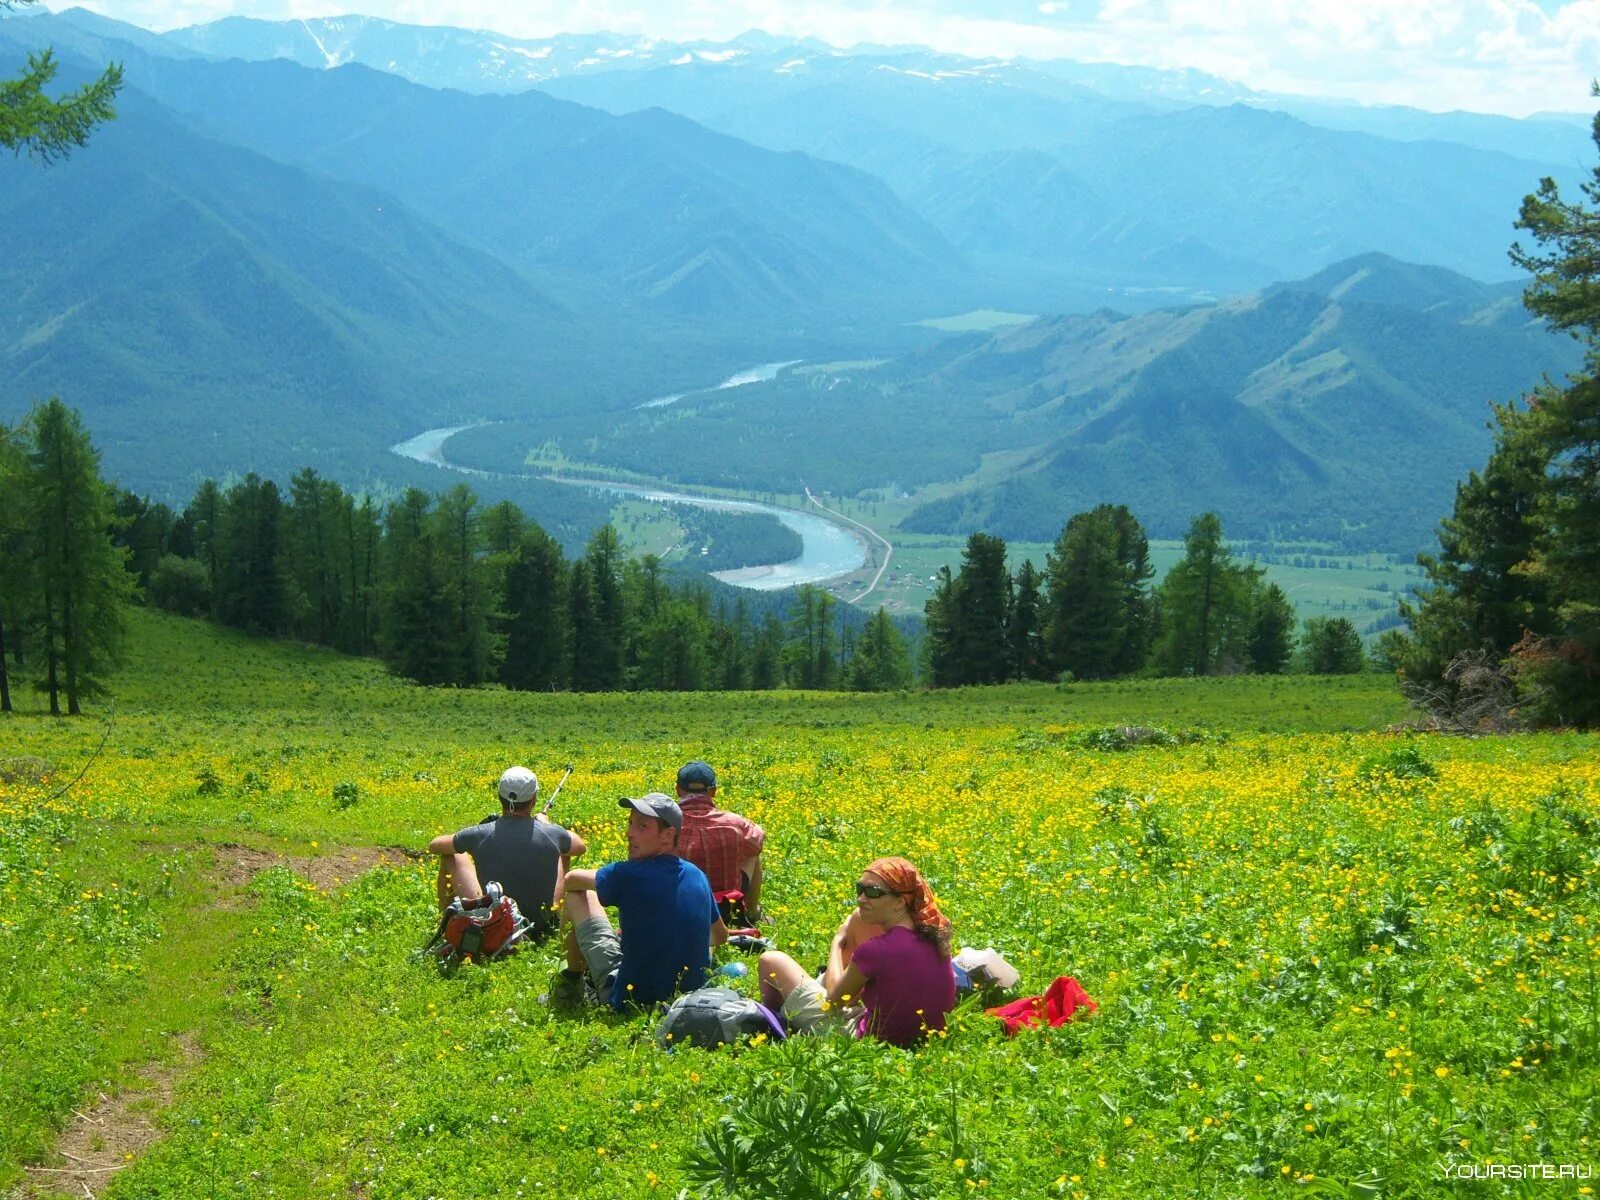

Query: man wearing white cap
427,766,586,939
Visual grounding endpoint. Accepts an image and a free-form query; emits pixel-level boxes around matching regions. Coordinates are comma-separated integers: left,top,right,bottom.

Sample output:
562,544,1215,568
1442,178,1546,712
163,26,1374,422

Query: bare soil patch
19,1034,202,1199
209,842,416,892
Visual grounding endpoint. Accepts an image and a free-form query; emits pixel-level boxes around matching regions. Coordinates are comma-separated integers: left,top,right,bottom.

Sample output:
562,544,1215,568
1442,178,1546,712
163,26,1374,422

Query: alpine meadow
2,2,1599,1199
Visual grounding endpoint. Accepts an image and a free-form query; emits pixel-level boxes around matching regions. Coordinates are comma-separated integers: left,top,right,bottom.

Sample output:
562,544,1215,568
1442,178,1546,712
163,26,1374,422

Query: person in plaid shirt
675,760,767,925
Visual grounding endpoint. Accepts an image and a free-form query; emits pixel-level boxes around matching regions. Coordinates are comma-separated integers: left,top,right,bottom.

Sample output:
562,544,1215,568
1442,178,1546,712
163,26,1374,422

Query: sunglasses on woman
856,883,900,900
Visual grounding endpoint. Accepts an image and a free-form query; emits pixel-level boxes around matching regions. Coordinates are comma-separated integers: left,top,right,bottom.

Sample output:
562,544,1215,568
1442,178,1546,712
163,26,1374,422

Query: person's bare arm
711,916,729,949
427,833,456,857
563,868,598,894
826,961,869,1009
824,911,880,991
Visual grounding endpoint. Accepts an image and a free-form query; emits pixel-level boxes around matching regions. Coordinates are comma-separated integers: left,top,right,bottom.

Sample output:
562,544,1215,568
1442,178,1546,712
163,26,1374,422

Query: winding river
388,368,869,591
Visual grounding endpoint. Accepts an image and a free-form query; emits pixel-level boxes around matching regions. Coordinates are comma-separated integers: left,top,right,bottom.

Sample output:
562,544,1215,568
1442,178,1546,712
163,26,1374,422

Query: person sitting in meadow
552,792,728,1010
674,760,768,925
756,856,956,1047
427,766,584,938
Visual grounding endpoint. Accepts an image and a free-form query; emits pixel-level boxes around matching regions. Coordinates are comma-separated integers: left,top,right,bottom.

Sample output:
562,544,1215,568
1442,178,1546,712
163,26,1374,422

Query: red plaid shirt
677,795,765,895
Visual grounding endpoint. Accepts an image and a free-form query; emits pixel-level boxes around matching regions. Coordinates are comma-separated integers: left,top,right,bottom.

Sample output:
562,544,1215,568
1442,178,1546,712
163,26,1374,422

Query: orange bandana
865,856,950,935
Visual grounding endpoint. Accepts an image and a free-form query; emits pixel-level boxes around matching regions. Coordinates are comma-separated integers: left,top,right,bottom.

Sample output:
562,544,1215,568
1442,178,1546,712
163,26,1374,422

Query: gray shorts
572,915,621,1007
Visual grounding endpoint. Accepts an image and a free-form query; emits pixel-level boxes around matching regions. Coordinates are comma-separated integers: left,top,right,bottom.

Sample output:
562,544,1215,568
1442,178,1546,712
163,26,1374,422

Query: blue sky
58,0,1600,116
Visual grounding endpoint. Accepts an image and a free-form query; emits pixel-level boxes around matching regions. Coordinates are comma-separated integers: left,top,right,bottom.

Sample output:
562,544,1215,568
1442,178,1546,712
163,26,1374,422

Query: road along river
389,416,870,591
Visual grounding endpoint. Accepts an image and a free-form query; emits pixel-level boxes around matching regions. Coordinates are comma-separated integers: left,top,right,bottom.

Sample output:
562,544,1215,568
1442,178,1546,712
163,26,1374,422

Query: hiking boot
546,968,588,1010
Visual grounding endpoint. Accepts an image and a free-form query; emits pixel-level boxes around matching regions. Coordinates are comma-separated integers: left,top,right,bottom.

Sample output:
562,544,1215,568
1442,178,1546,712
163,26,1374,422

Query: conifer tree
285,469,346,646
502,523,569,691
950,532,1010,685
1247,582,1297,674
23,399,133,715
1153,512,1260,675
785,585,838,689
216,474,287,634
750,612,784,690
847,607,913,691
185,479,223,616
0,422,32,712
0,0,122,163
1007,560,1046,681
923,565,958,687
380,489,454,685
1043,504,1154,680
432,484,492,685
581,525,627,690
1303,616,1365,674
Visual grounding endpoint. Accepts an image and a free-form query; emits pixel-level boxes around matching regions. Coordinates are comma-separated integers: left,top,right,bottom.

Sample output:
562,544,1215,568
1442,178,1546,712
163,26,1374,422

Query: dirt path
20,1034,202,1199
15,844,405,1197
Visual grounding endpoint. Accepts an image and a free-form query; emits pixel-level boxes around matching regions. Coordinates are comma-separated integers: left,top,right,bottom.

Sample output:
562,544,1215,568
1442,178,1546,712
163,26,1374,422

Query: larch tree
0,0,122,163
1153,512,1260,676
0,421,32,712
23,399,133,715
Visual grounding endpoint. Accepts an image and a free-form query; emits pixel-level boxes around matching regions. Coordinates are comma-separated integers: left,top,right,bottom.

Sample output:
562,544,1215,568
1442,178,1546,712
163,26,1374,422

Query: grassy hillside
3,611,1596,1198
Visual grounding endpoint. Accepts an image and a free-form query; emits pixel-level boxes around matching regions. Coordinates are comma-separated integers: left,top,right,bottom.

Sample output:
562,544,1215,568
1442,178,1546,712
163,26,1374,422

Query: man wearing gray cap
553,792,726,1009
427,766,585,939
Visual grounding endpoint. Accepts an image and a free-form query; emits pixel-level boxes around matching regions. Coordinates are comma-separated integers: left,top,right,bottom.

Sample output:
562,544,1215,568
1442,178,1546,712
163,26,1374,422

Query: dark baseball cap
677,761,717,792
619,792,683,830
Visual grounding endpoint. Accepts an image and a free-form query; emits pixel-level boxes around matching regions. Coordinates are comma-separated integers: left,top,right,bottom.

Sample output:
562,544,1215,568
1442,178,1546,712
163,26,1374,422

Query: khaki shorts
782,975,860,1034
572,915,621,1007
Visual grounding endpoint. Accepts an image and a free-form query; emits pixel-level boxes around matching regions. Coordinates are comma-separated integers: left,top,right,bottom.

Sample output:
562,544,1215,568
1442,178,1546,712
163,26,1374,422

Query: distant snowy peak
155,14,1252,105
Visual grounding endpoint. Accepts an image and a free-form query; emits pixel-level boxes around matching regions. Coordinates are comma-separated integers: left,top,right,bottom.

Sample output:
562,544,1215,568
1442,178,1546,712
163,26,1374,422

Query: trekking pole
540,763,575,816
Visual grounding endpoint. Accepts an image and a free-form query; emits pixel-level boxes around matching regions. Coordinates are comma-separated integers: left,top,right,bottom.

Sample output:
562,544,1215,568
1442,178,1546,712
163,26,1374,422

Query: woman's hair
865,856,952,958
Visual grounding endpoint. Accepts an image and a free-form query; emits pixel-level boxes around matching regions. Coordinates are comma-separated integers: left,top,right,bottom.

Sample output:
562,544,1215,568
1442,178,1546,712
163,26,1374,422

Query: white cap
498,766,539,805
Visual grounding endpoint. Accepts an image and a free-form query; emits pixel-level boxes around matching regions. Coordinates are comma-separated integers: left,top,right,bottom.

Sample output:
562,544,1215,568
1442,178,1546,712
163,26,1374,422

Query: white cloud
58,0,1600,115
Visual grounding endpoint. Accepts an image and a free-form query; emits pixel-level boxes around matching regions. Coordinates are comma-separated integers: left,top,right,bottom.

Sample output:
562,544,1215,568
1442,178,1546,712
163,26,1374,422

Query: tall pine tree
1152,512,1260,676
23,400,133,715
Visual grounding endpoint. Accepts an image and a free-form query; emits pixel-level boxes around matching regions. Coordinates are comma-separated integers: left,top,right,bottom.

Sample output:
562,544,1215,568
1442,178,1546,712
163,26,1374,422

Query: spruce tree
379,489,455,685
582,525,627,690
951,533,1010,685
1247,582,1297,674
1303,617,1365,675
216,474,287,635
848,607,913,691
23,399,133,715
502,523,569,691
1043,505,1154,680
1007,560,1046,681
923,565,958,687
432,484,492,685
185,478,223,618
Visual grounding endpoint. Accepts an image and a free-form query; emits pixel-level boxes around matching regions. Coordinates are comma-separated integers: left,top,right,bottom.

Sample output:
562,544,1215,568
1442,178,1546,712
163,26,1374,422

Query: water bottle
716,961,749,979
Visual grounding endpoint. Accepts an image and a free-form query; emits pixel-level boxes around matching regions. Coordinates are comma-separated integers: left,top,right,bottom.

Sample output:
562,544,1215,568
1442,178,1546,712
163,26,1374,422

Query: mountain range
1,7,1589,556
435,254,1580,552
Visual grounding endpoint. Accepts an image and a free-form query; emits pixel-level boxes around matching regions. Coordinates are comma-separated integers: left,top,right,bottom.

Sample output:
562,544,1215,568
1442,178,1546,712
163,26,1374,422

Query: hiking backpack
655,986,786,1050
425,883,531,966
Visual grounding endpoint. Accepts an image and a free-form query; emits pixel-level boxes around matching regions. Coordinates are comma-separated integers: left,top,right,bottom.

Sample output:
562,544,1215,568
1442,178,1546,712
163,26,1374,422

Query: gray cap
619,791,683,830
498,766,539,805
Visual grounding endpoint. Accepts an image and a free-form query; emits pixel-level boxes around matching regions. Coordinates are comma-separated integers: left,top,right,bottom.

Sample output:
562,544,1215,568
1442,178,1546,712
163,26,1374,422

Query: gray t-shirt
453,816,573,933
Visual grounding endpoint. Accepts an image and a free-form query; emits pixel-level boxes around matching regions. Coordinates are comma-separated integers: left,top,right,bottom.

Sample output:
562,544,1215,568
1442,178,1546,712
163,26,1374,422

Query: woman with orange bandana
756,856,956,1047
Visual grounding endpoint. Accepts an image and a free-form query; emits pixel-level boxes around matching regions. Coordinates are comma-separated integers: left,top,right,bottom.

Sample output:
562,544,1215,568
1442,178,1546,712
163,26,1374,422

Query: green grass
3,609,1595,1200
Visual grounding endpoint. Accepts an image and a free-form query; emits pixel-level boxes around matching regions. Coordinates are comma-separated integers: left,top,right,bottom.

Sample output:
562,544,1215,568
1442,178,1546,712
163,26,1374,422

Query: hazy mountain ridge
896,257,1581,547
439,255,1582,551
31,24,961,324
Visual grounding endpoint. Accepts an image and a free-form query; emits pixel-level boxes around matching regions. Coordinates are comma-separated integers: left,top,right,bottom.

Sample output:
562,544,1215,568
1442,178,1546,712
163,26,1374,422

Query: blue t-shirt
595,855,716,1009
